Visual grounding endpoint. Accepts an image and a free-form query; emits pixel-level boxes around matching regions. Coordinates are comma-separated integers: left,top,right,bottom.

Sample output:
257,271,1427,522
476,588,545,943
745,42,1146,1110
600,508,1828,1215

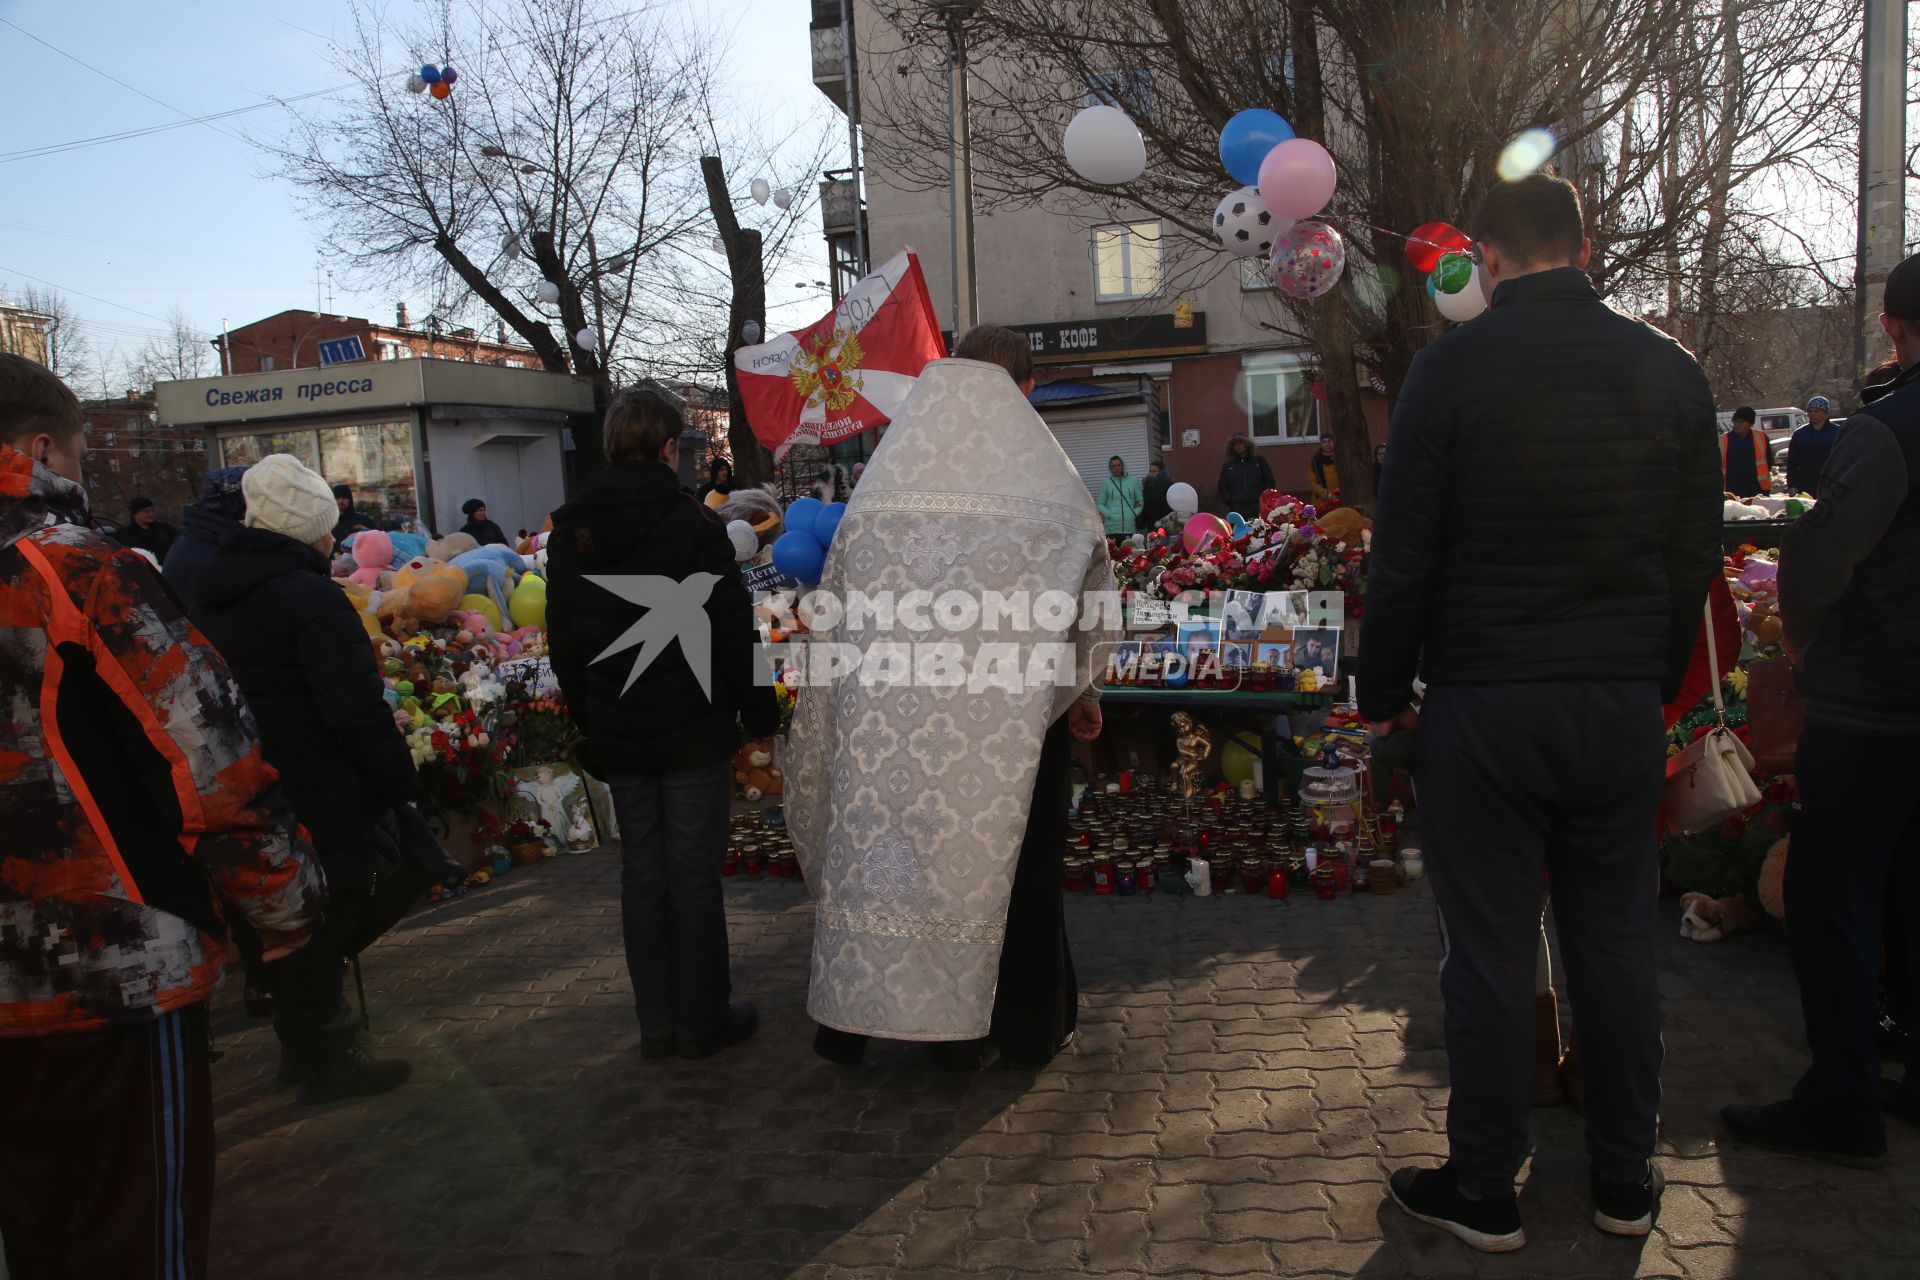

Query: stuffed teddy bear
1315,506,1370,547
377,560,468,624
427,532,479,562
717,486,784,566
348,530,393,588
1677,836,1789,942
732,739,784,802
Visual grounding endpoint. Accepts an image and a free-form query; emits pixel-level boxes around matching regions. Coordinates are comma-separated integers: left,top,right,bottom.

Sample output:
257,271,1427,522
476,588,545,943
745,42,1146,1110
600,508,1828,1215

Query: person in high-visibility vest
1722,405,1774,498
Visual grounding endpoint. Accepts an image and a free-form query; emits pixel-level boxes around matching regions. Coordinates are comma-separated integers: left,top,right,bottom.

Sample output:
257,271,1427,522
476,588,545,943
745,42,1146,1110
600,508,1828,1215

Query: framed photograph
1219,642,1253,667
1290,628,1342,682
1222,590,1265,641
1264,591,1311,628
1255,640,1291,667
1177,618,1218,666
511,763,598,852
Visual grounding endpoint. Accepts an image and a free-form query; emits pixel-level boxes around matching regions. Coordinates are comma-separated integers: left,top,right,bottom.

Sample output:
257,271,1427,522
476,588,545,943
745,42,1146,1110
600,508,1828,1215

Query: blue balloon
1218,109,1295,186
420,64,442,83
784,496,823,540
811,501,847,549
771,531,826,585
1226,512,1249,536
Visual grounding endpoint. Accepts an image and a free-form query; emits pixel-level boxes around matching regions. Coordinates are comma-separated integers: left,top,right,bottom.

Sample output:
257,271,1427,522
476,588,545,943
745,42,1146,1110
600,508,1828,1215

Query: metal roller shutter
1044,411,1155,501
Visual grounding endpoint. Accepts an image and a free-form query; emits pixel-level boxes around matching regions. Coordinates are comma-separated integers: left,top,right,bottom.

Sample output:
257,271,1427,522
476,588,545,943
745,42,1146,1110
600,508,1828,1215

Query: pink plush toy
349,530,393,588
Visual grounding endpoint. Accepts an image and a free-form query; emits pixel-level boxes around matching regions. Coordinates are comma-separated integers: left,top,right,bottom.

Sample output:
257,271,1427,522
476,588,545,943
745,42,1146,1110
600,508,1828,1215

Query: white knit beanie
243,453,339,547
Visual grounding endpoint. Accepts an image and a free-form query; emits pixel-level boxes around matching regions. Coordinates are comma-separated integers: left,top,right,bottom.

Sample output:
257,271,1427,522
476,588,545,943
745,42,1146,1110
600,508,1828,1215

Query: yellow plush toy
378,561,468,624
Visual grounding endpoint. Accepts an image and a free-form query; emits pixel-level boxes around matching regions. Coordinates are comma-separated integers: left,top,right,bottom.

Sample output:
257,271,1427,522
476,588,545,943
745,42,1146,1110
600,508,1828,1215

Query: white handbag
1664,601,1762,835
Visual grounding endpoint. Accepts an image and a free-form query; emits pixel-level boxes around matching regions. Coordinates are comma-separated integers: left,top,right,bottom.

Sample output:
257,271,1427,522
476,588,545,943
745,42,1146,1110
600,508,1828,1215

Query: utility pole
1856,0,1908,389
935,1,981,333
703,155,773,486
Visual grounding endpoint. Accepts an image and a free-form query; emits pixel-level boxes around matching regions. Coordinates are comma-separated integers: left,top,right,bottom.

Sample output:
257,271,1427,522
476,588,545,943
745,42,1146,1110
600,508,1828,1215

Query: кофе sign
946,312,1209,364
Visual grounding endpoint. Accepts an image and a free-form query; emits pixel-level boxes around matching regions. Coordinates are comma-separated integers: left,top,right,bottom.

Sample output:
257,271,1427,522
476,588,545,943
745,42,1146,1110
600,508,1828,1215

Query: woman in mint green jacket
1096,455,1143,537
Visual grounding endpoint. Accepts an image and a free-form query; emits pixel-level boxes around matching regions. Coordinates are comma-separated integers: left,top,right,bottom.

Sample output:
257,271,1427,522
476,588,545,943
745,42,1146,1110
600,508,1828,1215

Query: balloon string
1340,220,1475,256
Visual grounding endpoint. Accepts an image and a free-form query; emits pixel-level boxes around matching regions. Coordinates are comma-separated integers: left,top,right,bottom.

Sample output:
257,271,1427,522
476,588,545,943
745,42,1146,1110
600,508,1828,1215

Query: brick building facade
80,394,206,526
213,308,543,375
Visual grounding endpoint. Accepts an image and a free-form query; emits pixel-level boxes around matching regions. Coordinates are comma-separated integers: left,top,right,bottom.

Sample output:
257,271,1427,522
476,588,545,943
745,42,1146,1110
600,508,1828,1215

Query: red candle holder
1267,868,1291,899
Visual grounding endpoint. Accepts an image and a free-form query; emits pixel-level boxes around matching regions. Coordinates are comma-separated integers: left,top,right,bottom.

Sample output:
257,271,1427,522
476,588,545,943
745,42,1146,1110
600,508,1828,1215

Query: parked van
1716,406,1807,452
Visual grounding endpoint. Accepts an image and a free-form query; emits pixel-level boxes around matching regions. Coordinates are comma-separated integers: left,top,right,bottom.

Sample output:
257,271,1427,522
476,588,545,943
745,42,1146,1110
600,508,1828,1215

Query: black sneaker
244,987,275,1019
1592,1164,1663,1236
678,1002,758,1060
1386,1164,1525,1253
1881,1077,1920,1128
297,1042,412,1105
1721,1099,1888,1168
926,1039,1000,1071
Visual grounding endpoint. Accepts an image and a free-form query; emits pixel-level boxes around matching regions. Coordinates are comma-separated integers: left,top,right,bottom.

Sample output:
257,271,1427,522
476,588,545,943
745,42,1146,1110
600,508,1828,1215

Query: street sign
317,335,367,366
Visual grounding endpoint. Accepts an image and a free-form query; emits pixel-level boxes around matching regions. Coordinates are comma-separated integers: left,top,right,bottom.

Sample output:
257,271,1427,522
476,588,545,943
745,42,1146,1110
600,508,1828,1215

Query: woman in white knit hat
187,453,433,1103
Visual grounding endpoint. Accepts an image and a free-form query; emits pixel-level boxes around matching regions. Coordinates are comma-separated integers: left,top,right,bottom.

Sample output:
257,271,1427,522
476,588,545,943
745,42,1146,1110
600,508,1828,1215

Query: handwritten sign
742,561,798,594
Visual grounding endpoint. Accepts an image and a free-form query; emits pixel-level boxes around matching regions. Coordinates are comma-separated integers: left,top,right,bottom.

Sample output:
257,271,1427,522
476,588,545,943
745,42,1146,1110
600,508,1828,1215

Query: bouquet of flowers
410,708,513,822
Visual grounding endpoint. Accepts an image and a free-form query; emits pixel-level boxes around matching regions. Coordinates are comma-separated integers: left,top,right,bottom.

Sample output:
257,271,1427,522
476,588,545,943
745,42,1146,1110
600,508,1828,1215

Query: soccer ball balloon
1212,186,1283,261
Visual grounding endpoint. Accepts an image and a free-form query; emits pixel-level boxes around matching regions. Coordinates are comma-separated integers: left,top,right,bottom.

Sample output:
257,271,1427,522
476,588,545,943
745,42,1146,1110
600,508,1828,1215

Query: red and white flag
735,249,947,459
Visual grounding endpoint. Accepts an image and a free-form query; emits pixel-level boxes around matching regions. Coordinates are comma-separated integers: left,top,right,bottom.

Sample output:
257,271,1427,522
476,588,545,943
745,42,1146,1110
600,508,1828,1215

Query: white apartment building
809,0,1387,504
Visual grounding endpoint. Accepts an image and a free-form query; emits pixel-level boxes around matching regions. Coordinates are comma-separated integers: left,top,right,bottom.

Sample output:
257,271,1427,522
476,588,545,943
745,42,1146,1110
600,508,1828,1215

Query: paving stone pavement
208,852,1920,1279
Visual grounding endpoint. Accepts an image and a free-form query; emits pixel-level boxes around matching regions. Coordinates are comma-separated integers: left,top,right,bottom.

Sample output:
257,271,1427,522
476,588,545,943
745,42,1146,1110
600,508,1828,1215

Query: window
1242,366,1320,443
1239,258,1274,292
320,421,418,529
219,430,320,471
1093,221,1163,302
260,356,277,371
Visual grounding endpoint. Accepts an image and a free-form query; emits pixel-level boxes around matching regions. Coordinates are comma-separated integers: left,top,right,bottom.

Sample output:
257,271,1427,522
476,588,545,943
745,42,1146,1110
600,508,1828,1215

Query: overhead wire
0,16,256,149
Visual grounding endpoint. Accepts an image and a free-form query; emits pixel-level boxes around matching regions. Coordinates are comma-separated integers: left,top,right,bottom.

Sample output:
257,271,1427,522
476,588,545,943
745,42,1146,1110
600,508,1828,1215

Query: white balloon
535,280,561,304
1435,265,1490,323
405,74,427,94
1062,105,1147,185
1212,185,1283,260
750,178,772,205
726,520,759,563
575,327,599,351
772,186,794,211
502,236,522,259
740,319,763,345
1167,482,1199,517
712,235,727,254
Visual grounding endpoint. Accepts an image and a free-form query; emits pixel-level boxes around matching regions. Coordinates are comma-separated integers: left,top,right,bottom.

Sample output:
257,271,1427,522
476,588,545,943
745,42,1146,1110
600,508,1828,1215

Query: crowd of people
2,168,1917,1277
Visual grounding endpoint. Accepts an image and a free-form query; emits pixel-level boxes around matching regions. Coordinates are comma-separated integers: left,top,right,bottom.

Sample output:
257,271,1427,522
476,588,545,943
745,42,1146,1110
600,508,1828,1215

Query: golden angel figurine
1171,711,1212,802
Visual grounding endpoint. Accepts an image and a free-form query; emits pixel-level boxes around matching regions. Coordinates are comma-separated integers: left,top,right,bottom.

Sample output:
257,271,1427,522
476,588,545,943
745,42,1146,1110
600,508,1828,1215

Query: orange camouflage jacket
1,443,325,1036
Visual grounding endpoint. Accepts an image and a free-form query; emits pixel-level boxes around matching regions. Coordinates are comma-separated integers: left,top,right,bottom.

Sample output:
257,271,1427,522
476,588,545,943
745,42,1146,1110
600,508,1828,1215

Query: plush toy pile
332,524,568,834
1109,489,1369,620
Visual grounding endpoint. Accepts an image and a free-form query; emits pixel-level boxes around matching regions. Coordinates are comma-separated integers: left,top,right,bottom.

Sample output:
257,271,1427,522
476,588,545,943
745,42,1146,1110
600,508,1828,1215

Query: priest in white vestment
786,325,1118,1067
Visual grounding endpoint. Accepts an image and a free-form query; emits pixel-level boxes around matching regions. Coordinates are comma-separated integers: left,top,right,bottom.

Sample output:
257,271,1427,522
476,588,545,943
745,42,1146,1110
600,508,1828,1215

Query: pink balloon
1257,138,1338,222
1182,512,1232,555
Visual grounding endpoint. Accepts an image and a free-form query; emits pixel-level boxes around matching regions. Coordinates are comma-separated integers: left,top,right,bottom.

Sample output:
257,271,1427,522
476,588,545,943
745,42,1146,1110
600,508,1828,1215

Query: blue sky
0,0,837,383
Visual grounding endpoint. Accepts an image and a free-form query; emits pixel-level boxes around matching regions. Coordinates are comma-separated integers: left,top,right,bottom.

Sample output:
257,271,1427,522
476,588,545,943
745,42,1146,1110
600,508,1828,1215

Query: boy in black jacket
546,389,779,1061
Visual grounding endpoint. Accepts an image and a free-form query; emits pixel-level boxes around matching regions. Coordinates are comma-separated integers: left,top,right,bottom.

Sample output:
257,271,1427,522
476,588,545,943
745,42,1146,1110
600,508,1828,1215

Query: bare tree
12,284,107,392
864,0,1858,505
276,0,833,475
125,306,210,389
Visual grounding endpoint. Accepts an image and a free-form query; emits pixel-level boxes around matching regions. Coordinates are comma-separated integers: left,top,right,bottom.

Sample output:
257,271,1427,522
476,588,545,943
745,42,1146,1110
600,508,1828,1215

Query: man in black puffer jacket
191,453,429,1104
547,389,779,1062
161,464,247,596
1360,175,1722,1251
1724,253,1920,1167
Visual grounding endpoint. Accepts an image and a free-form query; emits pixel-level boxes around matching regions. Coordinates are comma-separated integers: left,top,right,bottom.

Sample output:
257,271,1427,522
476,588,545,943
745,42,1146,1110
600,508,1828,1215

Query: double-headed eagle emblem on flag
790,327,866,414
